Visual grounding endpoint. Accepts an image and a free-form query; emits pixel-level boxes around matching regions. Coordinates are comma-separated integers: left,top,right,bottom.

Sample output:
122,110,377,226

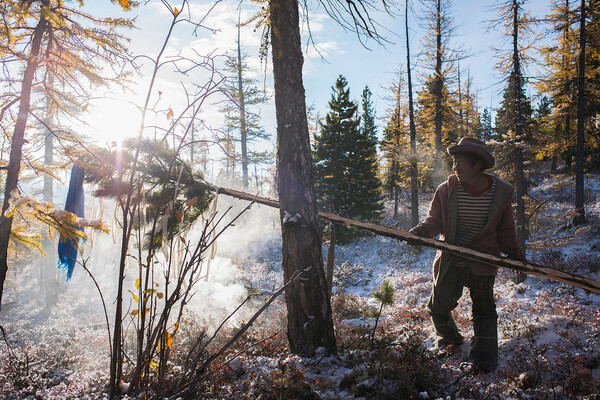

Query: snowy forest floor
1,171,600,399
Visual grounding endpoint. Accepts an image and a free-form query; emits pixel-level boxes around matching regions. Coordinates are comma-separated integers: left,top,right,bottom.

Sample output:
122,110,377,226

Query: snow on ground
1,173,600,398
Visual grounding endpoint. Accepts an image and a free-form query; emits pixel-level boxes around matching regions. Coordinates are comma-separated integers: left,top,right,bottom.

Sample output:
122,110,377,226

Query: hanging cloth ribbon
57,163,85,280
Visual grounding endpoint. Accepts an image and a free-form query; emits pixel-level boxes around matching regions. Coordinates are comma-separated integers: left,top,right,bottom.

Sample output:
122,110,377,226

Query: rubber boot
470,316,498,372
431,313,464,351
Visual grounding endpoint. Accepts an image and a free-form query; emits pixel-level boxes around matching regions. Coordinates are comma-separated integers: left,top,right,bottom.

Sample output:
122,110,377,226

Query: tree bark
269,0,336,356
512,0,527,283
394,107,400,219
406,2,419,227
326,222,335,299
574,0,586,225
433,0,445,186
43,72,58,308
0,6,48,310
237,16,249,190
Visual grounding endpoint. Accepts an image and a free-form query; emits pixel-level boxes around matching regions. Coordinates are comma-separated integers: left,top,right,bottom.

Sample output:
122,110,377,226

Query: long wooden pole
215,187,600,295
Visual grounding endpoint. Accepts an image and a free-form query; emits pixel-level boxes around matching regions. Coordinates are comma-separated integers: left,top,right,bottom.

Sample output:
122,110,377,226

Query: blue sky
83,0,552,147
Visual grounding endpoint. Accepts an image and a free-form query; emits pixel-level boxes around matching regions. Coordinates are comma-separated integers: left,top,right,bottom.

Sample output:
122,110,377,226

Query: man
409,137,525,373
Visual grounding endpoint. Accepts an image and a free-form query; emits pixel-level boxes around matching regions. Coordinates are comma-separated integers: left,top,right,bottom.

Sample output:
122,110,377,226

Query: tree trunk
0,7,48,310
512,0,527,283
574,0,586,225
433,0,444,186
466,70,471,135
393,175,399,219
406,2,419,227
43,72,58,308
237,16,249,190
326,222,335,299
394,101,400,220
458,66,463,132
269,0,336,356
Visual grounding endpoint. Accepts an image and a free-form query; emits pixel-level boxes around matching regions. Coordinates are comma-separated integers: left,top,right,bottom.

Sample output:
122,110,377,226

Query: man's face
452,154,483,184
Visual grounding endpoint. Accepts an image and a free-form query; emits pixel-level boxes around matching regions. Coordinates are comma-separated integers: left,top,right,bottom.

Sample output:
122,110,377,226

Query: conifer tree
495,70,534,142
313,76,382,242
490,0,538,282
268,0,337,357
457,67,482,138
538,0,578,170
220,18,271,190
313,76,355,221
405,1,419,226
381,72,410,220
0,0,132,308
539,0,600,224
416,0,461,186
353,86,384,222
480,107,494,142
381,105,409,218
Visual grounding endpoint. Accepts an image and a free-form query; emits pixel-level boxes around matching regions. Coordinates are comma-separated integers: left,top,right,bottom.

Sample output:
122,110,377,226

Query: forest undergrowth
1,172,600,399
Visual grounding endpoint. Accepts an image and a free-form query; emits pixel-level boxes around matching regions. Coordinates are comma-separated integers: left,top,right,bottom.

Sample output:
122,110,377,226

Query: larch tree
538,0,579,172
538,0,600,224
456,67,482,139
220,16,271,190
381,70,410,220
405,0,419,227
0,0,132,309
574,0,593,225
490,0,538,281
416,0,461,186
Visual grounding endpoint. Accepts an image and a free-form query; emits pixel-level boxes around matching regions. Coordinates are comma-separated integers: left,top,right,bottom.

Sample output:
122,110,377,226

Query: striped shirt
453,177,496,267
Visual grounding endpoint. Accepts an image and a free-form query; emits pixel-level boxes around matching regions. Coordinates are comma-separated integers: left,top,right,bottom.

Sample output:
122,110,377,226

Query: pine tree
313,77,382,242
313,76,356,219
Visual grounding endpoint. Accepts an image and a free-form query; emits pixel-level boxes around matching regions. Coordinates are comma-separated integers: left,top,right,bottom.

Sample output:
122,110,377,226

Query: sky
82,0,553,150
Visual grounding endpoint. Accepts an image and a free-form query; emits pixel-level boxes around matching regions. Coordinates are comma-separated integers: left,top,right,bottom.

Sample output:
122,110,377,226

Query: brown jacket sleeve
409,183,446,238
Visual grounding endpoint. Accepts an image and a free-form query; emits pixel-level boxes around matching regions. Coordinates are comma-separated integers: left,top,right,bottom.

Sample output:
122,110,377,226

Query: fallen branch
214,187,600,295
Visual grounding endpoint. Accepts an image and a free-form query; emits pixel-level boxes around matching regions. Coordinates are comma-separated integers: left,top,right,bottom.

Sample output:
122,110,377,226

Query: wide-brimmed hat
447,137,494,169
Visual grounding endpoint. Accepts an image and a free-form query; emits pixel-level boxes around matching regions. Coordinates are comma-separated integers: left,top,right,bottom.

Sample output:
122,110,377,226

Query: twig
78,258,112,358
176,269,304,398
198,269,302,375
0,324,14,358
205,329,282,378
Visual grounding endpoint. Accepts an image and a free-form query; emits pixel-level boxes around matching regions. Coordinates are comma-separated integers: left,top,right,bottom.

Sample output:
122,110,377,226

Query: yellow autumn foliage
4,189,109,255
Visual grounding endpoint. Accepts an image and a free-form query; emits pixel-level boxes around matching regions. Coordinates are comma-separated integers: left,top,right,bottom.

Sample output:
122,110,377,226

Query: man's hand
409,227,427,238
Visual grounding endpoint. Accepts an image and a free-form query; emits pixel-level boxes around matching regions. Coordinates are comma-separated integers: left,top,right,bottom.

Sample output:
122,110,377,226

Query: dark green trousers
427,261,498,371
